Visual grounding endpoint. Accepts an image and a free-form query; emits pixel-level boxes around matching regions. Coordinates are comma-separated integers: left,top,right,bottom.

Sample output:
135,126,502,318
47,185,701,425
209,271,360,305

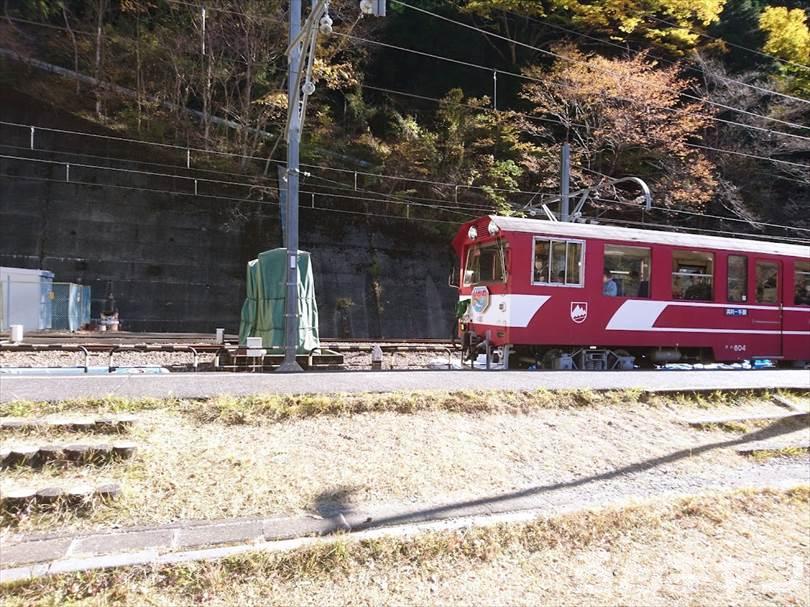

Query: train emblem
570,302,588,324
471,286,490,314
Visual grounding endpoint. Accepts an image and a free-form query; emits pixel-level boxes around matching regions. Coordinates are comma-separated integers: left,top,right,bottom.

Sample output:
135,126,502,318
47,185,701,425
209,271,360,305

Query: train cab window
533,238,583,286
755,261,779,304
727,255,748,302
672,250,714,301
604,245,651,297
463,242,505,286
795,261,810,306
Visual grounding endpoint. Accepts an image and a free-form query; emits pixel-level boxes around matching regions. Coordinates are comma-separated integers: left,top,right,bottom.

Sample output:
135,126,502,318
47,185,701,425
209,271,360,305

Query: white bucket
10,324,23,343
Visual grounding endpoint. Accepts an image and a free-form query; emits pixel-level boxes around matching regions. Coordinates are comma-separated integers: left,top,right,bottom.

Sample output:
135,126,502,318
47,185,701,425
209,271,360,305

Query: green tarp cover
239,249,320,351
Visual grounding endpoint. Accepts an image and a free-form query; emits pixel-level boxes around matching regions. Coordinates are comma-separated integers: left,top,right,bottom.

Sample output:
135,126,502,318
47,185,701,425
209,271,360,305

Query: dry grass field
2,390,807,534
2,487,808,606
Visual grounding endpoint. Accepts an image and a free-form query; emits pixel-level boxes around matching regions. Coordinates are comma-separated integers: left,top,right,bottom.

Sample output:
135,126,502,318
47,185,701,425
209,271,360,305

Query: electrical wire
590,214,810,244
355,84,810,170
0,141,503,214
0,170,468,226
0,153,495,217
3,118,809,230
604,196,810,234
0,120,548,196
4,152,808,244
19,128,809,234
339,31,810,144
516,12,810,106
647,15,810,72
7,166,807,244
10,8,810,143
685,143,810,169
391,0,810,133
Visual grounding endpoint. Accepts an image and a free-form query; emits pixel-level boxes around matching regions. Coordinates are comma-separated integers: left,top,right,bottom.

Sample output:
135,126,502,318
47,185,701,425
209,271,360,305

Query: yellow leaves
544,0,725,48
759,6,810,64
463,0,547,18
312,58,359,90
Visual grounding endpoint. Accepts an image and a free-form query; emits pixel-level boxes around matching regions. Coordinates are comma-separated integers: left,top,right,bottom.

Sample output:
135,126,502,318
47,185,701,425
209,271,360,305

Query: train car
452,215,810,369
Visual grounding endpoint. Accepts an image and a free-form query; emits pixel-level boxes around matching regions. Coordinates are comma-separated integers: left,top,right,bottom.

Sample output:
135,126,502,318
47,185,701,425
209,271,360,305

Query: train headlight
467,226,478,240
487,221,499,236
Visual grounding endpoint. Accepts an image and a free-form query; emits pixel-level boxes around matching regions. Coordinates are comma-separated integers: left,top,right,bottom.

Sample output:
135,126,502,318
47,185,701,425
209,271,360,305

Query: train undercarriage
459,330,804,370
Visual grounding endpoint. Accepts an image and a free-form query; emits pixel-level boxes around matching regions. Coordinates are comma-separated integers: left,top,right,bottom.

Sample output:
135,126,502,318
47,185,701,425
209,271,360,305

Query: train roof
468,216,810,259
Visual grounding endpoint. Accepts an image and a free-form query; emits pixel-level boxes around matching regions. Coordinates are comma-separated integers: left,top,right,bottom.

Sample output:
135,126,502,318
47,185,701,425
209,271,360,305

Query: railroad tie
1,483,123,511
0,414,137,433
0,442,138,468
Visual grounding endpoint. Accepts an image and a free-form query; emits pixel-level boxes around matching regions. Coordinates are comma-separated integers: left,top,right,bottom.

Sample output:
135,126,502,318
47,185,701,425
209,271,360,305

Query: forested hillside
2,0,809,241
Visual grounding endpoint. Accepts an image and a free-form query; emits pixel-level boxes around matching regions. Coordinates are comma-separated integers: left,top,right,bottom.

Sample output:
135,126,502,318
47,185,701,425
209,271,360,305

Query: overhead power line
355,84,810,171
5,165,807,244
2,150,808,241
2,171,465,226
685,143,810,169
518,13,810,106
0,120,548,197
591,214,810,244
9,7,810,147
340,31,810,144
391,0,810,133
0,152,496,217
647,15,810,72
9,7,810,141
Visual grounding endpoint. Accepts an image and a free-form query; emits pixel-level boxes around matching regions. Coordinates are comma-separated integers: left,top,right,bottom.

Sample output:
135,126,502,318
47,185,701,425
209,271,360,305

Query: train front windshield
464,242,506,286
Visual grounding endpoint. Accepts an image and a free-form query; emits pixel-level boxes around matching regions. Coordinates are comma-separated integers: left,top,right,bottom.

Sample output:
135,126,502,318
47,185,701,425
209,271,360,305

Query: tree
519,45,718,208
709,0,769,71
461,0,728,51
759,5,810,93
759,5,810,62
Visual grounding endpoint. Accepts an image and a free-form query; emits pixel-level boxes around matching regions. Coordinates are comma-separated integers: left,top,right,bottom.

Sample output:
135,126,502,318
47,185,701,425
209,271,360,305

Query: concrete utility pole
560,142,571,222
278,0,384,372
278,0,305,373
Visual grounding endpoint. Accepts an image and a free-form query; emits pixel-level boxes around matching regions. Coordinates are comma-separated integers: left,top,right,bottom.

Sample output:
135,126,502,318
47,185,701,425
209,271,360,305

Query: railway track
0,331,454,351
0,333,459,373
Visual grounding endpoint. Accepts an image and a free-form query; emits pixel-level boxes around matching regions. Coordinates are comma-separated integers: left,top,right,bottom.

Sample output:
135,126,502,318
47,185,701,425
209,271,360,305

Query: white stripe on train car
606,300,810,334
605,301,668,331
467,294,551,328
510,294,551,327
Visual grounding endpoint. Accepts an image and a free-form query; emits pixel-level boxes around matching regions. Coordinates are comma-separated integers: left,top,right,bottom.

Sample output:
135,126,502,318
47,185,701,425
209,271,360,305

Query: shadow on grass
329,412,810,532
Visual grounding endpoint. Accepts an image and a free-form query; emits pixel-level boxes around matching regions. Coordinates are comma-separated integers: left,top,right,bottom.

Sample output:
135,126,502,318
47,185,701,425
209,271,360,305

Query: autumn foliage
520,47,718,207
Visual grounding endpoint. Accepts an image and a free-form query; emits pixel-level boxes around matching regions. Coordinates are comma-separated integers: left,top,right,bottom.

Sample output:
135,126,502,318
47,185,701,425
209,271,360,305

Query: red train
452,215,810,369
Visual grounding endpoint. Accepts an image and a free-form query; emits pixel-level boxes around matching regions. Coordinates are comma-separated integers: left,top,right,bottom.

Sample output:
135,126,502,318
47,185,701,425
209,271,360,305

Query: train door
751,258,783,358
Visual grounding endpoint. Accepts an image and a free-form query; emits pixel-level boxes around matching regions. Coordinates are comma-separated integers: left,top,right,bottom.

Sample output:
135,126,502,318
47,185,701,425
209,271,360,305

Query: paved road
0,369,807,402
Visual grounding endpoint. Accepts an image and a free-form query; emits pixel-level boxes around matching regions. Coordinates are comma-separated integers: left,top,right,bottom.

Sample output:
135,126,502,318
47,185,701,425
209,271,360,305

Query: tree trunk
62,6,80,94
94,0,106,119
136,13,143,133
203,42,212,149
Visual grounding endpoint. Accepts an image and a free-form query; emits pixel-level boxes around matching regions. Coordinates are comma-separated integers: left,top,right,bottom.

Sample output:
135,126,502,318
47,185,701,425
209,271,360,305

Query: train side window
795,261,810,306
533,237,583,286
672,250,714,301
566,242,582,284
604,245,650,297
550,241,567,283
533,240,550,283
755,261,779,304
464,242,505,286
727,255,748,302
